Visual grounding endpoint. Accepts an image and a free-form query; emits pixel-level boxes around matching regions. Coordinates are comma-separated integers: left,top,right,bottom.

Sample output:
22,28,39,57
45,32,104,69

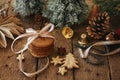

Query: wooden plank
37,28,73,80
0,38,36,80
72,25,110,80
108,14,120,80
108,48,120,80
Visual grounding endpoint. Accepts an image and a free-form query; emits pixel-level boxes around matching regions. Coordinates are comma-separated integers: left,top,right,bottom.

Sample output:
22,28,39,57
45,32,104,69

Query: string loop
11,23,54,77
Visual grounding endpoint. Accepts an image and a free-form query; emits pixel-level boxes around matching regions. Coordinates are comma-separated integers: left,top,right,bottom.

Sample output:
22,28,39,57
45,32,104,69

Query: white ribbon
78,40,120,58
11,23,54,77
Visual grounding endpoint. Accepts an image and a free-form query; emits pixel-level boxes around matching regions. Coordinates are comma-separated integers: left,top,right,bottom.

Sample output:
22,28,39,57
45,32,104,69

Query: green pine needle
42,0,89,27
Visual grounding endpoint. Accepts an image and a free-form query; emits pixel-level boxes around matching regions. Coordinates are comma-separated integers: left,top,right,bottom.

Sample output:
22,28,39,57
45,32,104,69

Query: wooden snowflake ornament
51,56,63,66
16,54,24,61
58,67,67,75
51,53,79,75
62,53,79,69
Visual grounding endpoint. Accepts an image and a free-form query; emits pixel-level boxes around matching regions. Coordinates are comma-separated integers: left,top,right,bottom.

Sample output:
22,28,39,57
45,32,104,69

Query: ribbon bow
78,40,120,58
11,23,54,77
11,23,54,54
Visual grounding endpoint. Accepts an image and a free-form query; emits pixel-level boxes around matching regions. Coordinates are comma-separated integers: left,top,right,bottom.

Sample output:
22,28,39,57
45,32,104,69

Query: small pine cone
86,12,110,39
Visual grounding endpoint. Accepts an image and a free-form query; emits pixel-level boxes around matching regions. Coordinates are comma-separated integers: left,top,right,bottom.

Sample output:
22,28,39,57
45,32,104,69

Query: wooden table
0,0,120,80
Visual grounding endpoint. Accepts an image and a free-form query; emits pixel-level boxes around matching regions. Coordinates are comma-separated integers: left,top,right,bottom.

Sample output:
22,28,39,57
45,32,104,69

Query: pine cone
86,12,110,39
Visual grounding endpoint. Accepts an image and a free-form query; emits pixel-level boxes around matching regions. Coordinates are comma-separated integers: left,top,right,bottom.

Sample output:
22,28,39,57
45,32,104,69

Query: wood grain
108,45,120,80
0,39,36,80
108,55,120,80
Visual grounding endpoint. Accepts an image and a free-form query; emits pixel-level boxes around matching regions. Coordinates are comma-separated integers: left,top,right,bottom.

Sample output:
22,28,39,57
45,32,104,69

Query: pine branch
42,0,89,27
13,0,45,16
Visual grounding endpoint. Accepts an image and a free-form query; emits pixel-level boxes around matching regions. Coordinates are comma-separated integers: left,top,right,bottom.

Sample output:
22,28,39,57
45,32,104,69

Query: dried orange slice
62,26,74,39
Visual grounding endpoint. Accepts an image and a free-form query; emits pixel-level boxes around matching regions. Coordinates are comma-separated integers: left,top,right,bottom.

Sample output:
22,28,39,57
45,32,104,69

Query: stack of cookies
29,37,54,57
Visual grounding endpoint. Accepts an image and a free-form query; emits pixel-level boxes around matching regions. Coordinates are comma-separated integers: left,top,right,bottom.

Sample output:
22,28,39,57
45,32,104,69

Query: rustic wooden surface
0,0,120,80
